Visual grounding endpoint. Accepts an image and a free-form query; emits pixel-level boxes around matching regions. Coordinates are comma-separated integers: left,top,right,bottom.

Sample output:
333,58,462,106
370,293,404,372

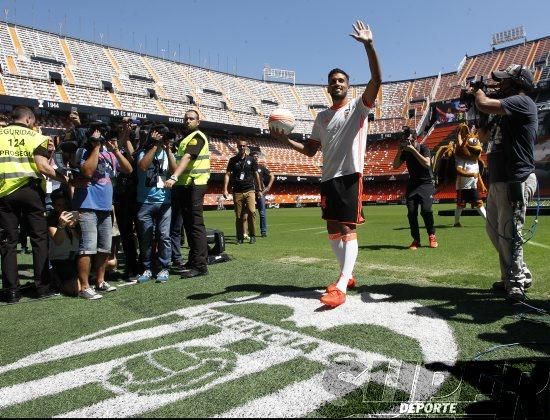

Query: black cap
491,64,534,89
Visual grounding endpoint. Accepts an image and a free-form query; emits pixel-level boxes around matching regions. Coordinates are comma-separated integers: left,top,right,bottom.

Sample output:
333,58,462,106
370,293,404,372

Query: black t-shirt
256,164,271,189
486,94,537,183
227,154,258,193
47,212,60,228
401,143,433,186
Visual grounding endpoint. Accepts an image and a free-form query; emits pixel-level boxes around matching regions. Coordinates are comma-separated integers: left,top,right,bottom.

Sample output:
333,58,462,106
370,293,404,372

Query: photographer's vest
0,124,48,198
175,130,210,186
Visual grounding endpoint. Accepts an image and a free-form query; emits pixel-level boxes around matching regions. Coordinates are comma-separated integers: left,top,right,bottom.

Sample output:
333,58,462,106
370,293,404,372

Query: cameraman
62,109,87,146
393,126,438,249
469,64,537,301
73,123,133,300
135,126,177,283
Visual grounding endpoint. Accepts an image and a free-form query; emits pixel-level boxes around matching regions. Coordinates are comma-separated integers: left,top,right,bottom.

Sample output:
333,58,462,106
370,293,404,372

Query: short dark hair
50,188,69,203
185,109,200,120
328,68,349,83
11,106,35,121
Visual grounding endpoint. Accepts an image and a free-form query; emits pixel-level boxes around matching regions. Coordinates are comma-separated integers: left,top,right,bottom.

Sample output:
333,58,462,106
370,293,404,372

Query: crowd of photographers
1,108,212,302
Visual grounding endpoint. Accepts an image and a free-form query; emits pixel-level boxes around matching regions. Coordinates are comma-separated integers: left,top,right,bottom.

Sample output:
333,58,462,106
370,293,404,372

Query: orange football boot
409,240,420,250
428,234,438,248
320,289,346,307
326,277,356,293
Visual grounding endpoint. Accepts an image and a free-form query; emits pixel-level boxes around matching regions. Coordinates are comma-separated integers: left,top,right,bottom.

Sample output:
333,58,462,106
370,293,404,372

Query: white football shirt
310,96,371,182
455,157,479,190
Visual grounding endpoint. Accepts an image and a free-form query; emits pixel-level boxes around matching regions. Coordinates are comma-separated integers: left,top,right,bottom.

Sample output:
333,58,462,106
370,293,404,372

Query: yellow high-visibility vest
0,124,48,198
175,130,210,186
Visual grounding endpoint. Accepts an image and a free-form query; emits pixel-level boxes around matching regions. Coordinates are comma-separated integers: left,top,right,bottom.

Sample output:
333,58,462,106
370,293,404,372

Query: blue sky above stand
2,0,549,84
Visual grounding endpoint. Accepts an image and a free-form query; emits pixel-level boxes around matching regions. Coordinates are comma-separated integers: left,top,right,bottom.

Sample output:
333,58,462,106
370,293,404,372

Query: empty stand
421,122,460,150
0,21,548,143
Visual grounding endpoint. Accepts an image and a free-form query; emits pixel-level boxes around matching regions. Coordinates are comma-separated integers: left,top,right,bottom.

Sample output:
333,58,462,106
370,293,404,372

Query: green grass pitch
0,204,549,417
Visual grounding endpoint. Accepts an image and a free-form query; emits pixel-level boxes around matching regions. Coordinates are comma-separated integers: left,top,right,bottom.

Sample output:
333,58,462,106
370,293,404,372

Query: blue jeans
256,195,267,235
137,202,172,270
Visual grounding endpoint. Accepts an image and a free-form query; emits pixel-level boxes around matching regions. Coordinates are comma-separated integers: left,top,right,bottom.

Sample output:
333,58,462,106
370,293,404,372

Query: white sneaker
96,281,117,292
156,269,170,283
79,287,102,300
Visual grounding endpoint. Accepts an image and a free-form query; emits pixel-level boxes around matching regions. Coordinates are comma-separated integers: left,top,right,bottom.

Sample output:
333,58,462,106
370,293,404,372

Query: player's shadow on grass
478,320,550,360
426,358,550,419
358,282,550,368
360,244,409,250
357,282,550,326
187,283,322,302
392,224,453,231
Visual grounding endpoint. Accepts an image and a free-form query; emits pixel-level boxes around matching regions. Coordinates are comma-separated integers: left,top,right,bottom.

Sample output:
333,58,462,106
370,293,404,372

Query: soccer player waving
271,20,381,307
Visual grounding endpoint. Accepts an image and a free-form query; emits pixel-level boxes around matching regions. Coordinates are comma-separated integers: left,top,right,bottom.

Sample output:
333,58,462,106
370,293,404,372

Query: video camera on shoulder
459,76,489,110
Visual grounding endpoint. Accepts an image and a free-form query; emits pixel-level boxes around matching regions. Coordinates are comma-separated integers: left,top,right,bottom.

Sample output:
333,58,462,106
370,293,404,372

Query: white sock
454,208,462,224
337,233,358,293
329,234,345,270
477,206,487,220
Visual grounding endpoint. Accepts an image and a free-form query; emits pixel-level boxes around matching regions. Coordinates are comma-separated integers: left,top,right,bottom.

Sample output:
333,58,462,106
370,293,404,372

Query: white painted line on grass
526,240,550,250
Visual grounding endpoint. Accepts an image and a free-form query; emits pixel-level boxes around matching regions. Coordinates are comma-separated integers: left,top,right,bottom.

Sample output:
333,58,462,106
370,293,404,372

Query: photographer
135,125,177,283
393,126,438,249
62,109,88,146
112,117,140,282
468,64,537,301
73,123,133,300
47,188,80,296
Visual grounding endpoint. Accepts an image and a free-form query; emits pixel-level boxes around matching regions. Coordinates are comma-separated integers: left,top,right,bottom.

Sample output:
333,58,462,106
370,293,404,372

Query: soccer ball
268,108,295,135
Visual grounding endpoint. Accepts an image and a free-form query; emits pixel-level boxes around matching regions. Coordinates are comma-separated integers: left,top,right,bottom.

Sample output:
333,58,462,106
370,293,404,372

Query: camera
86,121,110,143
142,124,175,150
459,76,489,110
469,76,487,92
399,126,413,148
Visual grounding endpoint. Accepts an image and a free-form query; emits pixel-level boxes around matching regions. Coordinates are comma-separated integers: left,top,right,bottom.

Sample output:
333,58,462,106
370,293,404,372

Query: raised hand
350,20,373,45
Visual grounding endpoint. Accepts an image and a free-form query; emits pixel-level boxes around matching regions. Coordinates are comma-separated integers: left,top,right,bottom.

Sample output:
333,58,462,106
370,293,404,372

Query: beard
330,89,347,101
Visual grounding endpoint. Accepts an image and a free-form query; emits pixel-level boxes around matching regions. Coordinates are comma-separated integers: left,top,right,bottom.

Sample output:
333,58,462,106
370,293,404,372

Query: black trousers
0,182,49,292
114,197,140,276
176,184,208,272
406,182,436,242
170,186,185,265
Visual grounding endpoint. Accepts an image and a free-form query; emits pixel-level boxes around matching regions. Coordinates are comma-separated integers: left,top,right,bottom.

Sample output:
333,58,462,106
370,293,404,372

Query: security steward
164,110,210,278
0,106,67,303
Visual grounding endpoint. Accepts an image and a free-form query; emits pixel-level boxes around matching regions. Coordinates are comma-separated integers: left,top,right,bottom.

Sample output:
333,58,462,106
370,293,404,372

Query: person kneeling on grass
47,189,80,296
